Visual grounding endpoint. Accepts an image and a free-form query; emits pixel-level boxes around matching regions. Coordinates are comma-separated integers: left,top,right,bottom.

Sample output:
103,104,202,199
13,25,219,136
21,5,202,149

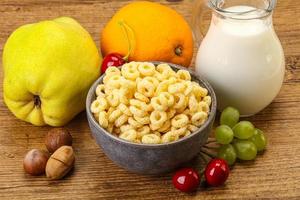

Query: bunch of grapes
215,107,267,165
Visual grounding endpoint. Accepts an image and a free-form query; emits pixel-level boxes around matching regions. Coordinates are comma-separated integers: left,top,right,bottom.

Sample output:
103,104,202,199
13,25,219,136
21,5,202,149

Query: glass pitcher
192,0,285,116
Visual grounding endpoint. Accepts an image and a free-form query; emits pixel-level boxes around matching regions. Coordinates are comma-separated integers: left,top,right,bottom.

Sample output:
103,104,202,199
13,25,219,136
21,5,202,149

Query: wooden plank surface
0,0,299,199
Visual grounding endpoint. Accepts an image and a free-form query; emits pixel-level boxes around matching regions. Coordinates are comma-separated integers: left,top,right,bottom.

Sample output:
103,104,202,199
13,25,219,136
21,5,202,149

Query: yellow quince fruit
3,17,101,126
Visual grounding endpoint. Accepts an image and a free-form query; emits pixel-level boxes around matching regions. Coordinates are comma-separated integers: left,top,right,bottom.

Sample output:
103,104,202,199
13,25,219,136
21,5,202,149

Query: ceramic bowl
86,62,217,174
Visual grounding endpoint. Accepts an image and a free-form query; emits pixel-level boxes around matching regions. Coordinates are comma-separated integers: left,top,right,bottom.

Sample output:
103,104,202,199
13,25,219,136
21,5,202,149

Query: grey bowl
86,62,217,175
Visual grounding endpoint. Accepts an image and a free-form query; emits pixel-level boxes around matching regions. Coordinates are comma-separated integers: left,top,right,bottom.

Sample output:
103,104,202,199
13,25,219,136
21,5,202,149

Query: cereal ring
188,124,198,132
151,96,168,111
203,96,212,107
98,111,108,128
173,93,187,109
108,109,122,123
134,114,150,125
156,64,174,79
136,126,151,138
115,114,129,127
142,134,161,144
106,66,121,76
176,70,191,81
191,111,208,126
171,114,189,128
157,120,171,133
143,77,159,88
149,123,162,131
129,106,147,117
150,110,167,126
192,82,208,99
119,129,137,142
171,126,187,136
130,99,148,111
184,130,191,137
156,63,172,72
120,124,133,133
90,100,101,114
118,103,132,116
189,94,198,112
91,98,107,113
155,80,169,95
121,63,140,80
138,62,156,76
128,117,144,128
159,92,174,107
168,83,186,94
95,84,106,97
134,92,150,103
161,131,179,144
198,101,210,113
183,81,193,96
106,90,120,107
106,75,123,89
137,79,155,97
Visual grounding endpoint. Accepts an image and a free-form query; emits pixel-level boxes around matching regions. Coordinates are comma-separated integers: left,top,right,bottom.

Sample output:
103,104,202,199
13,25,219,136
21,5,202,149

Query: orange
101,1,194,67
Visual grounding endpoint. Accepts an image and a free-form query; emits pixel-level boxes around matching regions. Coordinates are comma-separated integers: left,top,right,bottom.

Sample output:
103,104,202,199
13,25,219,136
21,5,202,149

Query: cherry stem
118,20,135,61
206,137,217,143
200,148,217,159
203,145,219,150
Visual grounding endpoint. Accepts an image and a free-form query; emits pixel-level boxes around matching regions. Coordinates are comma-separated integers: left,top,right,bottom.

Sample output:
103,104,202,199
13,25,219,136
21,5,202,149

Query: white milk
195,6,285,116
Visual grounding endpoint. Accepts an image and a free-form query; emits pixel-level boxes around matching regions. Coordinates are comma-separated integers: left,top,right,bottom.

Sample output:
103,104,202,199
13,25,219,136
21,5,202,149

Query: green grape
233,121,255,139
233,140,257,161
215,125,234,144
250,129,267,152
217,144,237,165
220,106,240,128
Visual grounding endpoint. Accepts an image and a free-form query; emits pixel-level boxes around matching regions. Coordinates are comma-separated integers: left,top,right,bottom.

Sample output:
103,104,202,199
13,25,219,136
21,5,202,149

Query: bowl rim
86,61,217,148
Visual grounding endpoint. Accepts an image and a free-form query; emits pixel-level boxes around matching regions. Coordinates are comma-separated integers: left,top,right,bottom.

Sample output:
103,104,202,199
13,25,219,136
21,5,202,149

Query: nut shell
45,128,72,153
46,146,75,180
23,149,50,176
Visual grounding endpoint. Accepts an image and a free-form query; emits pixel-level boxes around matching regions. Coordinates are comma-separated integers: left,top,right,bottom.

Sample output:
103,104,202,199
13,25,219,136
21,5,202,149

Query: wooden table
0,0,299,199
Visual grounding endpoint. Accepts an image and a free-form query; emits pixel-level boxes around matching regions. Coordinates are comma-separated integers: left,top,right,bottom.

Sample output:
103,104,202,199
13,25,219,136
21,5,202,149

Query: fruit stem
118,20,135,61
200,148,217,159
33,95,41,108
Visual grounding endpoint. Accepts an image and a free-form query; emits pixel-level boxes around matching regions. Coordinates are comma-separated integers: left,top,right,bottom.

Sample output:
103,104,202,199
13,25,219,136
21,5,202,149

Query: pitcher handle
192,0,209,46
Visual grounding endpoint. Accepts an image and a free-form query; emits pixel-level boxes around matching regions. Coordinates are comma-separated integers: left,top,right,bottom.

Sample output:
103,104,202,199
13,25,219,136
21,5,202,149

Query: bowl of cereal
86,61,216,174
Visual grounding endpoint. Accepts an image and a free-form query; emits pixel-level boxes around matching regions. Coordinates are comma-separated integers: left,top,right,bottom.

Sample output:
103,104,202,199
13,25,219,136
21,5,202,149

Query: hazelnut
23,149,50,175
46,146,75,180
45,128,72,153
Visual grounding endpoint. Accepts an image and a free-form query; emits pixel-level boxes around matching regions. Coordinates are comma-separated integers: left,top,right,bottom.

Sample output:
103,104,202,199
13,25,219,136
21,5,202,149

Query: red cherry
101,53,126,74
172,168,200,192
205,158,230,187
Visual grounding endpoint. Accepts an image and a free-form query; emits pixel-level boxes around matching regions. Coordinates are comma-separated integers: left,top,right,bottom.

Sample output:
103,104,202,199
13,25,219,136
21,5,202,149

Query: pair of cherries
172,159,230,193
